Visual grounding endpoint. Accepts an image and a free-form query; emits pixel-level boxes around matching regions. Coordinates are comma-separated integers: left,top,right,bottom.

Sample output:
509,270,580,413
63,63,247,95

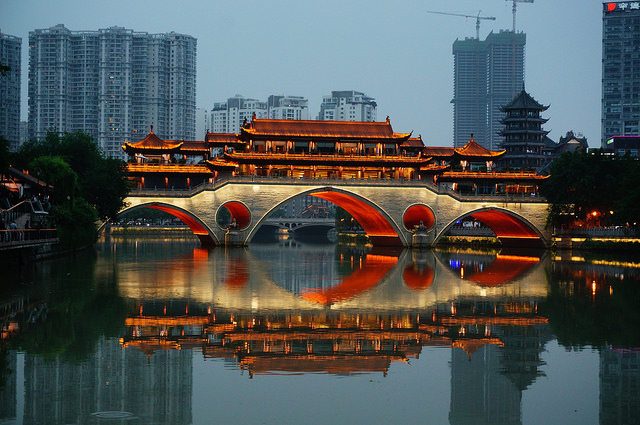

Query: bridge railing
0,229,58,247
127,175,548,203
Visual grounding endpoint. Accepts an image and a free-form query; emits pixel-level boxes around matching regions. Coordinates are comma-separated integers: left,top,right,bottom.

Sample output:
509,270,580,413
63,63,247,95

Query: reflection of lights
610,286,614,295
592,281,597,295
460,267,464,279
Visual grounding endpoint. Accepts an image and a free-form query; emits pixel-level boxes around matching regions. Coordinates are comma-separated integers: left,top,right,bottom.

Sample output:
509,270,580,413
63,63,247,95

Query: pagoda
499,88,550,170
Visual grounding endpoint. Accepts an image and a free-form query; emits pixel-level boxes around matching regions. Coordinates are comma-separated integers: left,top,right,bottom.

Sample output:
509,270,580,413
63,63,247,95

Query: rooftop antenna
507,0,534,33
427,10,496,40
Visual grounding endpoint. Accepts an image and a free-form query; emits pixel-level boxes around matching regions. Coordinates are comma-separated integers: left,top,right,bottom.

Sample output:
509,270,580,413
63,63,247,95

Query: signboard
604,2,640,13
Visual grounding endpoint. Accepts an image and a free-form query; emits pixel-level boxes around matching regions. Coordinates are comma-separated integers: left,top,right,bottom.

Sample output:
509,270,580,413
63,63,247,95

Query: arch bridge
118,177,551,248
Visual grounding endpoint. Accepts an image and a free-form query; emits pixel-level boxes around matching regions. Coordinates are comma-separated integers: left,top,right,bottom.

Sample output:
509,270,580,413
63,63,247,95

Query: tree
541,150,640,227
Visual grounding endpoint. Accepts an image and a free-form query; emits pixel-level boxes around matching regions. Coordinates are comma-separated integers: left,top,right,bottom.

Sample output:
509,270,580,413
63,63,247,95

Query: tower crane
507,0,534,33
427,10,496,40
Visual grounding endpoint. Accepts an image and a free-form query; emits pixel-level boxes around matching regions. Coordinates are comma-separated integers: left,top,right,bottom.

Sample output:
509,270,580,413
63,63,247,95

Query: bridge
116,175,550,248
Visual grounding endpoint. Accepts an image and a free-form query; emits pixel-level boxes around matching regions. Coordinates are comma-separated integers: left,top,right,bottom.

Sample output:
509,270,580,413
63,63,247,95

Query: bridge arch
434,207,546,248
115,201,218,246
216,201,251,230
244,186,407,247
403,204,436,231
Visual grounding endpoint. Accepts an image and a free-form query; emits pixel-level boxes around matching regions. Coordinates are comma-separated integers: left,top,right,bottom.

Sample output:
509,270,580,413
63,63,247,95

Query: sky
1,0,603,147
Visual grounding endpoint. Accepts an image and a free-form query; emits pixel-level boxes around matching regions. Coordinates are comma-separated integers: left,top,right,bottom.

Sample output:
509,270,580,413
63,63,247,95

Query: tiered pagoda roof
500,88,549,112
240,117,412,141
454,139,505,160
122,126,184,155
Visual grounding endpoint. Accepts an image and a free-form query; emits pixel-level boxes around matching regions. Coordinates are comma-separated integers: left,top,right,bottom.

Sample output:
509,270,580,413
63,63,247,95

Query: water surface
1,236,639,425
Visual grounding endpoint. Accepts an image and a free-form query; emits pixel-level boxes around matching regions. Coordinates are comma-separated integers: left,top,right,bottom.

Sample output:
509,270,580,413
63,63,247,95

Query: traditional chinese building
122,117,547,195
499,89,550,170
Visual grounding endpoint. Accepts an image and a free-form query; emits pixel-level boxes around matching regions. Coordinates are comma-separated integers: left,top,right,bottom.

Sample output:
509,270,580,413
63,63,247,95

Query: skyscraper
602,2,640,146
452,30,526,150
317,90,377,122
0,30,21,151
28,24,196,159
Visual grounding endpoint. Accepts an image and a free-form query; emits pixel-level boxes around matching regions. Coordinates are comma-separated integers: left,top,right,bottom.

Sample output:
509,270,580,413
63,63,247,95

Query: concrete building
453,31,526,151
317,90,377,122
0,30,21,151
28,24,196,159
602,2,640,146
210,94,309,133
268,95,309,120
210,95,268,133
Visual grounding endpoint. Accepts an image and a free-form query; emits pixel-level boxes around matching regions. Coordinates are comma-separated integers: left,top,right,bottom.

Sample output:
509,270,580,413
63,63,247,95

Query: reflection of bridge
119,176,550,248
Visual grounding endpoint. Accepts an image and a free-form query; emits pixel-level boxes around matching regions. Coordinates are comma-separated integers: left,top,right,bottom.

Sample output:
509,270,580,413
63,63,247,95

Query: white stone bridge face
120,178,551,248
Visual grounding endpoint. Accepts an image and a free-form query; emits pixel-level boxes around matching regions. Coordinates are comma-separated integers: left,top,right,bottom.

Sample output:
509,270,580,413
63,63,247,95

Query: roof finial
470,133,474,142
150,125,154,134
386,116,390,124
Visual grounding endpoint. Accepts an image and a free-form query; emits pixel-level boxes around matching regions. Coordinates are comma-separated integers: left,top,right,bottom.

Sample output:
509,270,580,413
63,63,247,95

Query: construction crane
507,0,534,33
427,10,496,40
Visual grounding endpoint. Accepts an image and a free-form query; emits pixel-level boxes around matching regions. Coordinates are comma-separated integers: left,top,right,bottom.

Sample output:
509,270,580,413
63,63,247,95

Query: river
1,234,639,425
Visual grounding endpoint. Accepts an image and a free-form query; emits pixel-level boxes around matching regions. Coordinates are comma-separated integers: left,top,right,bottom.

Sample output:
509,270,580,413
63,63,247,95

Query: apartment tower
28,24,196,159
452,31,526,150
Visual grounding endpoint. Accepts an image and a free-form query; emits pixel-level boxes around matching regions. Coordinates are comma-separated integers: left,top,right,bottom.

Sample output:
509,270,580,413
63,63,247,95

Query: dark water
1,236,639,425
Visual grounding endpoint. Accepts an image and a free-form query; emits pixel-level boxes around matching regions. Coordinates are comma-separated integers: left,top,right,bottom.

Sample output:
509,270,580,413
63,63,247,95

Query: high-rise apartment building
602,2,640,146
268,95,309,120
317,90,377,122
0,30,21,151
210,94,309,133
452,31,526,150
28,24,196,159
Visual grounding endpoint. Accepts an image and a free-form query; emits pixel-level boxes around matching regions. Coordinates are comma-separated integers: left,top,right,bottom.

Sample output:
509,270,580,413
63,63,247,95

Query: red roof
122,127,182,153
205,132,241,144
454,140,505,159
423,147,455,158
241,118,411,141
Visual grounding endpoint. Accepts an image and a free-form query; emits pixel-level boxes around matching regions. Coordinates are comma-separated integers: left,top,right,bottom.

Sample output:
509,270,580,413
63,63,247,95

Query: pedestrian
25,220,31,240
9,220,18,241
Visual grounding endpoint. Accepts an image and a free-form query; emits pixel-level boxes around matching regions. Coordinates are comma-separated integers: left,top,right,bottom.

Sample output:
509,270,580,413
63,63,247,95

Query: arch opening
133,203,216,246
309,190,403,247
438,208,545,249
403,204,435,231
217,201,251,230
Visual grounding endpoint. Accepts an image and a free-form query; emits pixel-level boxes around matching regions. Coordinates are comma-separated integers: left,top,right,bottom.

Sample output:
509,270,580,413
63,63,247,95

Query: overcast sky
1,0,602,147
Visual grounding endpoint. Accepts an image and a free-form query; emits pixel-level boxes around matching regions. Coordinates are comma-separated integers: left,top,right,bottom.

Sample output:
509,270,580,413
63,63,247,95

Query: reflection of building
22,337,192,424
602,2,640,145
28,24,196,159
600,347,640,424
453,31,526,150
449,324,552,425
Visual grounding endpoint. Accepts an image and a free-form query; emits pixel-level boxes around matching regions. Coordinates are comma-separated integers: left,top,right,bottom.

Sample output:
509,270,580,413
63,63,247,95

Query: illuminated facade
0,31,21,151
602,2,640,146
122,117,550,196
28,25,196,159
453,31,526,151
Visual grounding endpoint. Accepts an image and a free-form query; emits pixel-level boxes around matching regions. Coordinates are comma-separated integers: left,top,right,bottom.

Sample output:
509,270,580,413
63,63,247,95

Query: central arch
436,207,546,248
309,188,405,247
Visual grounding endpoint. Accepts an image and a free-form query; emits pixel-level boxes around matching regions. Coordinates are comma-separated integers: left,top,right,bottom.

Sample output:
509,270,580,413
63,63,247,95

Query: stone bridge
116,177,551,248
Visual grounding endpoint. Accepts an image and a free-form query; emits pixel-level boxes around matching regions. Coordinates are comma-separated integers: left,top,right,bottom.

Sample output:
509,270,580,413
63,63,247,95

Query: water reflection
1,237,639,424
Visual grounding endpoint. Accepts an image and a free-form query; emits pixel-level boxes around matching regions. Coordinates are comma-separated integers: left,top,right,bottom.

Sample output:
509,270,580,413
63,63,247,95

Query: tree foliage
12,131,129,247
541,150,640,227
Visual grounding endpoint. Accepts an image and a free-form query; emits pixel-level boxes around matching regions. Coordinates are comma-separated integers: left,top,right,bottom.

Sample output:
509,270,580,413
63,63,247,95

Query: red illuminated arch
403,204,435,231
310,190,403,247
142,203,216,245
301,254,398,304
439,207,544,248
218,201,251,229
403,263,434,290
465,254,540,287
